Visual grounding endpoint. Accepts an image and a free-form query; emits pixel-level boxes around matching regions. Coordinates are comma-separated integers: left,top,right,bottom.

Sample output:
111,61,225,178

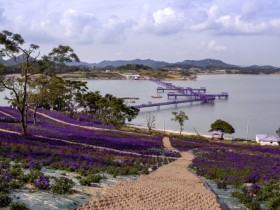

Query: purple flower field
1,106,280,208
0,106,179,157
171,137,280,208
0,106,179,178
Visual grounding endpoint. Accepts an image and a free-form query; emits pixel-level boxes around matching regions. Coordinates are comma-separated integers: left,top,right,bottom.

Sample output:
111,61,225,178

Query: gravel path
77,138,221,210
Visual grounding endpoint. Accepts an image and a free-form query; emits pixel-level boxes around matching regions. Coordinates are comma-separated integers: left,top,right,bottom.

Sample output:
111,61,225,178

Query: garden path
77,137,221,210
0,110,16,118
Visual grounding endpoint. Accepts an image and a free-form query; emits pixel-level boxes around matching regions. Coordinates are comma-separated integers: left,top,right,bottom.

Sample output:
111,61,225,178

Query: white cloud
134,7,185,35
60,9,98,43
190,2,280,35
100,16,133,44
0,7,6,24
241,0,260,17
152,7,185,35
207,41,226,52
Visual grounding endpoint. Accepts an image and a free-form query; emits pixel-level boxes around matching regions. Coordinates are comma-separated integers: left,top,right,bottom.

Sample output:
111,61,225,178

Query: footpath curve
77,137,221,210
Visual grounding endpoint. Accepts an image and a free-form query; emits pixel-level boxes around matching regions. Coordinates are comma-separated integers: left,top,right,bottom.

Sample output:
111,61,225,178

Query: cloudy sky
1,0,280,66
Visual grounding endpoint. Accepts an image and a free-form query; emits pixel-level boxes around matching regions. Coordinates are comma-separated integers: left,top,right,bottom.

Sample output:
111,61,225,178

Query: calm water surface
0,75,279,139
86,75,280,139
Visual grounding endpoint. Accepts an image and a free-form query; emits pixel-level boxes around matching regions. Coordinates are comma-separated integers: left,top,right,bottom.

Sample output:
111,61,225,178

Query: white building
123,73,140,80
256,134,280,146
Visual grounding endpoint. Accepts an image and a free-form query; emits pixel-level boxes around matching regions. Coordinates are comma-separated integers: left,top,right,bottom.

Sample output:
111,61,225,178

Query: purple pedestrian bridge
132,78,228,110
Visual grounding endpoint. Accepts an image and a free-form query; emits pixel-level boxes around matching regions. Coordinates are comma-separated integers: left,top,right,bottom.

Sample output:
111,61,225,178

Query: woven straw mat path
77,137,221,210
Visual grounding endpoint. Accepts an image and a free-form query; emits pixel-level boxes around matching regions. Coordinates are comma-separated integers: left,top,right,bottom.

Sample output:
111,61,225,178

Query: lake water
86,74,280,140
0,74,279,139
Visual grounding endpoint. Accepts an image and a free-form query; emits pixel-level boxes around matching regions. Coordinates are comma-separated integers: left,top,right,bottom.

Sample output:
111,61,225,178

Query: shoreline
129,124,237,141
59,72,280,81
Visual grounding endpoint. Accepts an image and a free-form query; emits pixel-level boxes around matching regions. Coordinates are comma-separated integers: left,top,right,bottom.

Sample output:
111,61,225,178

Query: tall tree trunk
19,108,28,135
33,106,37,126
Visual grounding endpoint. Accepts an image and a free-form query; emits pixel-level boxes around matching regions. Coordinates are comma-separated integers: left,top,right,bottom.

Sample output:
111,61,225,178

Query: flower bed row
171,137,280,209
0,107,180,157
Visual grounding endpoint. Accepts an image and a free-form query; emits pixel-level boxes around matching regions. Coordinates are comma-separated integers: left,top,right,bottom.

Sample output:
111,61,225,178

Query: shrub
9,179,24,189
10,166,23,177
50,177,74,194
217,180,227,189
79,174,103,186
244,173,260,184
268,197,280,210
28,161,42,170
247,183,261,194
26,170,44,183
34,176,50,190
0,193,12,207
231,191,252,204
8,201,29,210
246,202,261,210
0,175,10,193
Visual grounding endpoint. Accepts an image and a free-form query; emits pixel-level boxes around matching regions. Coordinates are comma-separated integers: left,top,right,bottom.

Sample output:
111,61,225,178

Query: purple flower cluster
244,173,260,183
1,170,13,182
34,176,50,190
247,183,261,194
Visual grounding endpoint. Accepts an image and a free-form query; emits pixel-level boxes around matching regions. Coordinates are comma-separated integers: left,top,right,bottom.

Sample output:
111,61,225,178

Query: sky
1,0,280,66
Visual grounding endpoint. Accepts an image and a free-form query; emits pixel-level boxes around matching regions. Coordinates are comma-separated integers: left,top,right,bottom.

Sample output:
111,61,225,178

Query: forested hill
1,56,280,75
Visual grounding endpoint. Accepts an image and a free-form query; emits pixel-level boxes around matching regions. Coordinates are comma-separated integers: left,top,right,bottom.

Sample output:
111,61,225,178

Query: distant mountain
1,56,280,71
247,65,280,70
0,58,8,65
175,59,237,68
68,58,237,69
68,59,169,68
0,54,33,66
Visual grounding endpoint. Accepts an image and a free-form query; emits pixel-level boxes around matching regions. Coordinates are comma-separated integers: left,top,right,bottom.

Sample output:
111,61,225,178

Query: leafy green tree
209,119,235,135
0,30,79,134
98,94,139,127
172,111,189,135
77,91,102,114
78,92,139,127
64,80,88,113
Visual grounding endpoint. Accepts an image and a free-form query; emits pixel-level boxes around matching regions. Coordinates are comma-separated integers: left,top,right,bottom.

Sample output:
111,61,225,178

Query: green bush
0,193,12,207
217,180,227,189
0,175,10,193
8,201,29,210
50,177,74,194
268,197,280,210
26,170,44,183
9,179,24,189
231,191,252,204
79,174,103,186
10,166,23,177
246,202,261,210
106,166,120,177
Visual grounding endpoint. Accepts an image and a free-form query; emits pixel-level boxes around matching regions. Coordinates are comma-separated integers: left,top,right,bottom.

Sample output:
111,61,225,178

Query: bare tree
145,113,156,131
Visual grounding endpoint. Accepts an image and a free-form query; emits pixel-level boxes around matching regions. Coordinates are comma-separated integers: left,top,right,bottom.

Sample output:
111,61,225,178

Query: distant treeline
1,62,280,75
0,64,84,75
